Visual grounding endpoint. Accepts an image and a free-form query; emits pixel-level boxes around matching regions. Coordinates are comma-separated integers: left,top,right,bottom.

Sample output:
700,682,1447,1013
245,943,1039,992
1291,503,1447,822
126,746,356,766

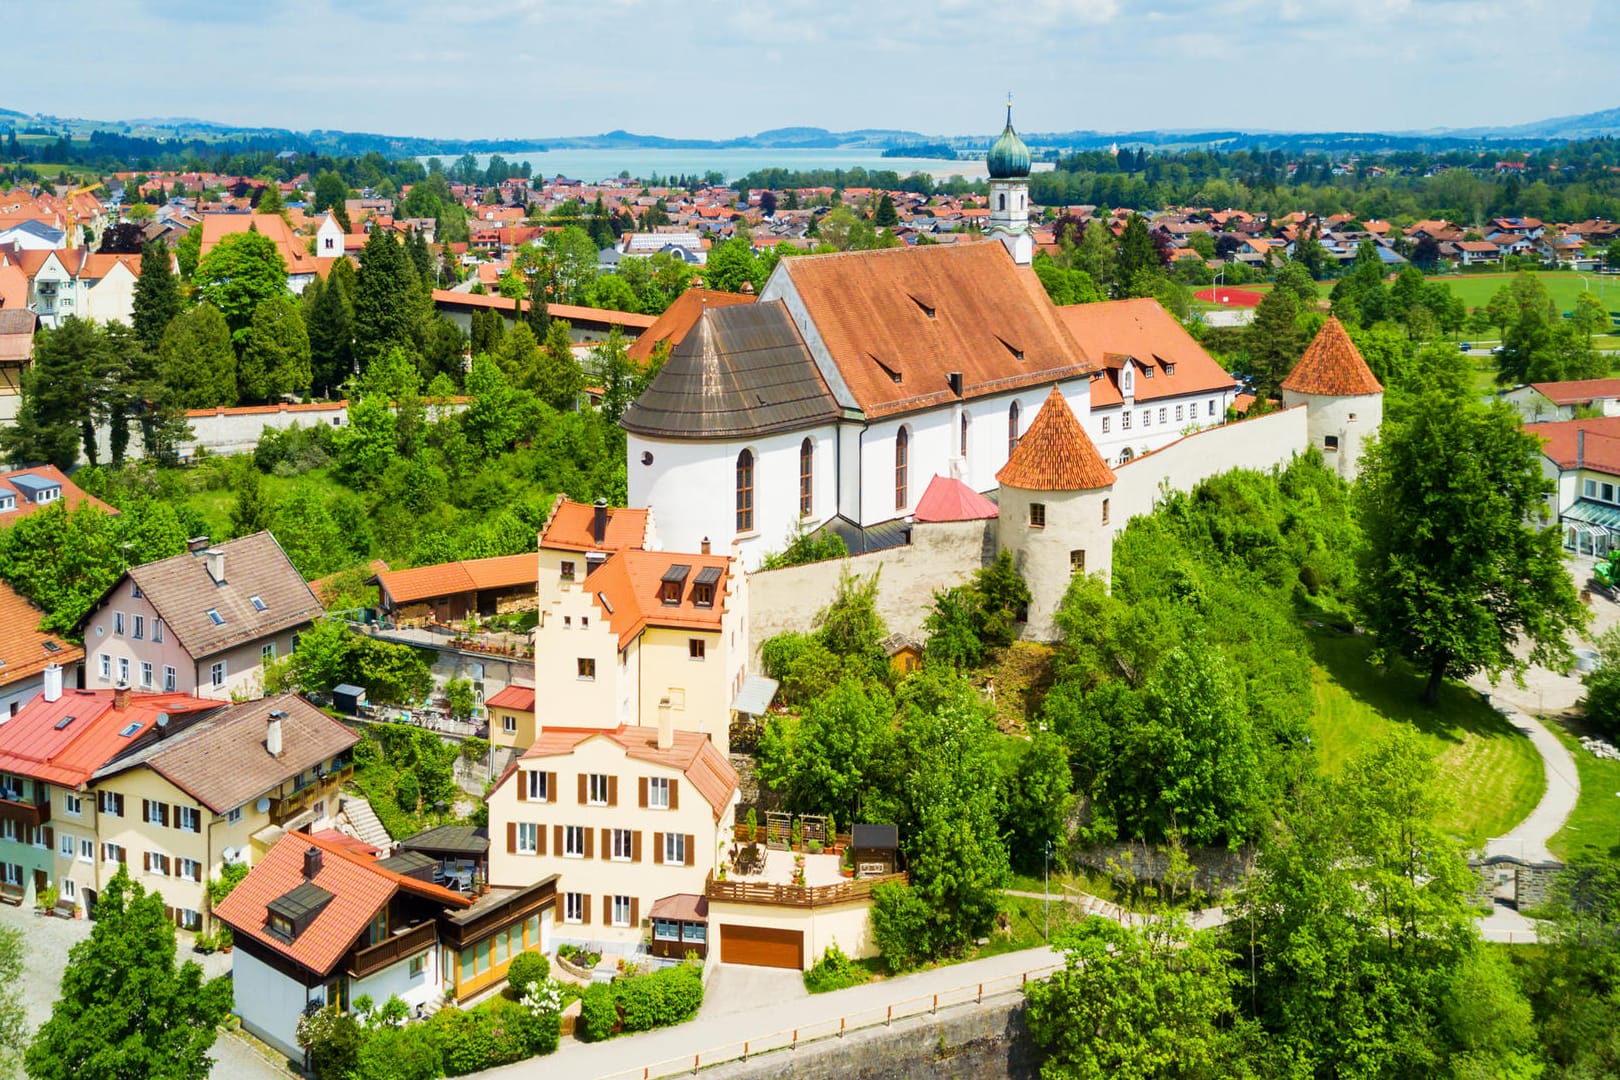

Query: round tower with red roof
1280,317,1384,481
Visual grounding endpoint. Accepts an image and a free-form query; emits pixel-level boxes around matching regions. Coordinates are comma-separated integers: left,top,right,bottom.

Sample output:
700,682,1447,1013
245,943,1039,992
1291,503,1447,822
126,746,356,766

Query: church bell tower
986,100,1033,265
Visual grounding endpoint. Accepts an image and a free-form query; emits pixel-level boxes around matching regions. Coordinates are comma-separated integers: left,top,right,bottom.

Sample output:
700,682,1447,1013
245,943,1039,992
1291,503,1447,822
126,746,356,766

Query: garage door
719,924,803,969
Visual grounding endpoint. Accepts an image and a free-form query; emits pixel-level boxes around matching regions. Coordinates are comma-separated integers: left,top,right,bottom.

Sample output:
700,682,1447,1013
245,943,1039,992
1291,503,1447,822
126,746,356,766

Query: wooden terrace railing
704,871,907,908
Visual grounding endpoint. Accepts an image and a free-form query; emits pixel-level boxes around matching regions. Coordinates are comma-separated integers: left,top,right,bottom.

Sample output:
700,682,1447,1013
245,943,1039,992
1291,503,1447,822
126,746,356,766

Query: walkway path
482,948,1061,1080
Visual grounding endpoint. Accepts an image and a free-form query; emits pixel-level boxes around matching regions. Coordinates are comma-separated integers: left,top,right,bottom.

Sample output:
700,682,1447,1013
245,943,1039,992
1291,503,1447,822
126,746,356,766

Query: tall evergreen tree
406,226,434,288
1245,287,1301,399
353,228,422,369
132,241,182,353
158,304,237,408
1116,213,1158,288
873,193,899,228
535,318,583,410
525,270,550,337
0,317,98,469
239,296,312,402
305,277,354,397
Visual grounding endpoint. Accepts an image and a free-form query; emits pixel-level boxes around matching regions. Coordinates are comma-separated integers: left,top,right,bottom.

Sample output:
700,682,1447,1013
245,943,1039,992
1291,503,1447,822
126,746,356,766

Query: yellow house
0,684,356,927
486,684,536,750
486,710,737,952
536,498,653,607
533,546,748,756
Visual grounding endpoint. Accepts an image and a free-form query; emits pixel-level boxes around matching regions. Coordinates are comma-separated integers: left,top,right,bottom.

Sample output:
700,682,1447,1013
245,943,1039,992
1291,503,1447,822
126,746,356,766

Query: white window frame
564,892,584,923
140,661,153,688
132,615,144,640
588,774,609,806
117,657,129,685
1101,416,1110,433
611,829,633,861
62,792,81,816
516,823,538,855
210,661,226,688
225,807,242,825
113,612,126,636
564,825,585,858
58,832,74,858
262,643,276,663
503,715,517,734
78,838,93,863
664,832,686,865
99,654,110,680
147,800,165,825
612,895,632,927
177,806,200,833
163,666,177,692
647,777,670,810
153,619,163,644
525,771,547,801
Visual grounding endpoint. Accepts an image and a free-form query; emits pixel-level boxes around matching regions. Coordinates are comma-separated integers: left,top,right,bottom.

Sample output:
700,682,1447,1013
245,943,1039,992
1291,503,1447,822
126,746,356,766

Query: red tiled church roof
996,387,1116,491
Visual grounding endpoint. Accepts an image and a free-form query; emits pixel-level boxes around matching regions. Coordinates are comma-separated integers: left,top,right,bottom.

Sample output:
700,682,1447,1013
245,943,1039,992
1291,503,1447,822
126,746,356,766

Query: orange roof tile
485,685,534,712
1056,298,1235,407
626,289,755,363
214,831,469,978
515,725,738,822
0,689,217,788
375,554,536,606
996,387,1117,491
1528,378,1620,406
1533,416,1620,476
0,579,81,691
1281,317,1383,397
541,499,650,554
584,550,730,648
773,243,1096,420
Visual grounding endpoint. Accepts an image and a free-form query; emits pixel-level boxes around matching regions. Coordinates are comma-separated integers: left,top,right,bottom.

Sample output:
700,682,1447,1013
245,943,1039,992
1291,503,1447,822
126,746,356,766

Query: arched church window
998,193,1006,211
960,412,970,457
895,427,910,511
736,449,755,533
799,439,813,518
1008,401,1021,455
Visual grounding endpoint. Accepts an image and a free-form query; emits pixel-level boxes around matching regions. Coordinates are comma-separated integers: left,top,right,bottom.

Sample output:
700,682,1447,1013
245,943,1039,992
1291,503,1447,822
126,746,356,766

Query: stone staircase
340,795,393,850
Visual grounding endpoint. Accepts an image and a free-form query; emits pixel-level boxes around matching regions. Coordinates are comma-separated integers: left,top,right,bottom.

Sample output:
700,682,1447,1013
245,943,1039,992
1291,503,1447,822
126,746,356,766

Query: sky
8,0,1618,141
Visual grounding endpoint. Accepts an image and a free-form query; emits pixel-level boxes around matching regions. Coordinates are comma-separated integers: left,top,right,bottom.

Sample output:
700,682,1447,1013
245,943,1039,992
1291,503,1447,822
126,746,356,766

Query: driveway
0,901,292,1078
699,962,807,1018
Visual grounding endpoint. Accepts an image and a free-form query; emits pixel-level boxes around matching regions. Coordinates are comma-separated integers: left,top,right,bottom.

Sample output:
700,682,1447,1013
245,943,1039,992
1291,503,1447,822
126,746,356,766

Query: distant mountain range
5,104,1620,158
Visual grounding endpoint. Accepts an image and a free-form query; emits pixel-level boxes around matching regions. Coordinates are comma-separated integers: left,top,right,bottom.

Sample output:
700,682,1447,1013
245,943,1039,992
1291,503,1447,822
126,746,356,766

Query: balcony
0,791,49,832
705,869,907,909
344,920,437,979
267,765,352,824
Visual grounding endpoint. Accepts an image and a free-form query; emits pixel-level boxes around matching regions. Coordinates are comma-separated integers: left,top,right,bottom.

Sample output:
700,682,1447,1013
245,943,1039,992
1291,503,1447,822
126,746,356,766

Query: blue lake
415,147,990,184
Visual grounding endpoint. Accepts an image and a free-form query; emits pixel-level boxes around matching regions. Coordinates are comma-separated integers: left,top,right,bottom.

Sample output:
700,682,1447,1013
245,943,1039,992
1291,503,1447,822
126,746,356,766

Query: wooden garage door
719,924,803,969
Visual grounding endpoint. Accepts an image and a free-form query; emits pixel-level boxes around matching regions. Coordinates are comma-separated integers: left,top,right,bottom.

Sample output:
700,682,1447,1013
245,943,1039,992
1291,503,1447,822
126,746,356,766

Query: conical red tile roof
1281,317,1382,397
996,387,1117,491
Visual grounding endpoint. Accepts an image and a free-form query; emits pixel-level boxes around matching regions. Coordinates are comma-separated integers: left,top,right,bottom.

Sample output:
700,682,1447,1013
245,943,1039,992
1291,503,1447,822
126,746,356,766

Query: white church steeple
986,98,1033,265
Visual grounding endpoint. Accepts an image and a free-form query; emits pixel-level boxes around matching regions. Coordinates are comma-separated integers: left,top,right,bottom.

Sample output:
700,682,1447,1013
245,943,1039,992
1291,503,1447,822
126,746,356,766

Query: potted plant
34,885,58,917
791,817,804,852
840,847,855,879
217,924,233,954
746,808,760,845
194,931,217,955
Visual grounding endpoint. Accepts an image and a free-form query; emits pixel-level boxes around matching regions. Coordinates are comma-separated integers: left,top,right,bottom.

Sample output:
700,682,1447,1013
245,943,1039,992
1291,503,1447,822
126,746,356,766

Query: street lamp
1043,840,1053,942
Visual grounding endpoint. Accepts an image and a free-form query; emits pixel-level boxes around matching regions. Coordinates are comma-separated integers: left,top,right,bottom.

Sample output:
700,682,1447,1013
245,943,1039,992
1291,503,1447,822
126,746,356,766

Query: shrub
617,962,704,1034
759,529,847,570
761,630,841,706
296,1005,363,1080
871,881,937,972
506,950,550,1000
578,982,618,1042
804,942,872,994
393,769,421,812
352,1021,443,1080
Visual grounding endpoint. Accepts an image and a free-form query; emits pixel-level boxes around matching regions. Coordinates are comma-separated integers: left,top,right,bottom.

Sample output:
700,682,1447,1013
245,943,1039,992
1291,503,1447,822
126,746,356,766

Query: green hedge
577,961,705,1042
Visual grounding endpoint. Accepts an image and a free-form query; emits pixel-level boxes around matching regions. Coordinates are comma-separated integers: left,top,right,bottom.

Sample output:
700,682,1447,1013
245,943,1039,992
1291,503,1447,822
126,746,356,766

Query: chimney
657,697,674,751
592,498,608,545
701,537,711,555
205,548,225,585
267,709,285,758
186,535,211,554
112,682,129,713
156,713,169,738
1578,429,1586,469
303,847,322,879
42,664,62,703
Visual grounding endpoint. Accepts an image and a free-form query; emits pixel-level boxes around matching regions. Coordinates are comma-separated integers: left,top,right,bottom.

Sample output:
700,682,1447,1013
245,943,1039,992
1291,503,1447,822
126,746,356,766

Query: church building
622,109,1238,568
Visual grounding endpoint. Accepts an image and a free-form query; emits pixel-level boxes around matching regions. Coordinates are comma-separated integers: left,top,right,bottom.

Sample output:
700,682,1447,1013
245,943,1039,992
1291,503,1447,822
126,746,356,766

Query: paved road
482,949,1060,1080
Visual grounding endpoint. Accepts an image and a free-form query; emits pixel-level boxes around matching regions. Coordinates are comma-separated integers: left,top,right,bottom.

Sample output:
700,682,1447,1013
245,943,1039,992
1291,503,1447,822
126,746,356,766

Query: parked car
1458,342,1472,352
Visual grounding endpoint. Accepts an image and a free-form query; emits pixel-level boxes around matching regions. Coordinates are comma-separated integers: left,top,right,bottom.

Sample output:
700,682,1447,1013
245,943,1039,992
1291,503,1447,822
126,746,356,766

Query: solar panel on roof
694,566,722,587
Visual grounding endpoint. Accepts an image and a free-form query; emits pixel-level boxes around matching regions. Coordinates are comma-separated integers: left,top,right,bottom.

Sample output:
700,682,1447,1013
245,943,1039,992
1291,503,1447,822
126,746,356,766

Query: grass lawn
179,464,353,541
1546,718,1620,863
1307,630,1545,846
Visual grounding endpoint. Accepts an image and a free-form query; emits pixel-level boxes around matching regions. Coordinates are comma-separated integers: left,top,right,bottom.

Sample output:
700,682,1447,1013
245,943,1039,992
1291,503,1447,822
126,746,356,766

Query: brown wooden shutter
553,825,563,855
684,835,695,867
577,774,587,804
584,828,594,859
142,799,151,823
536,825,546,856
608,776,618,807
41,826,52,849
143,851,150,873
581,896,590,925
115,793,124,817
602,895,611,925
669,779,680,810
162,855,172,876
547,773,558,803
507,822,517,854
118,846,126,865
600,828,610,860
653,833,663,865
638,778,648,808
632,831,642,863
517,773,527,802
630,898,639,927
164,904,174,923
159,803,169,828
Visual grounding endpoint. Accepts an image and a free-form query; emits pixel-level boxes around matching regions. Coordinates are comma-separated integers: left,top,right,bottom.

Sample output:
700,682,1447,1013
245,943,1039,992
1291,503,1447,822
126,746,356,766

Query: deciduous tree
158,303,237,408
239,295,311,402
195,229,288,345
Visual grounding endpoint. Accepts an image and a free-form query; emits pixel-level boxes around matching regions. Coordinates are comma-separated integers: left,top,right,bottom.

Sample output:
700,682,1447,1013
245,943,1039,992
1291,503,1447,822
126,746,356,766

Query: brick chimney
592,499,608,545
701,537,711,555
112,682,130,712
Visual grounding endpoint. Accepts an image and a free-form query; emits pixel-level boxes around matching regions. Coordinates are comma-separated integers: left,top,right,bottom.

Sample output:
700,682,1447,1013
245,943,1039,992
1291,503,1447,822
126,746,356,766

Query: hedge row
577,961,704,1042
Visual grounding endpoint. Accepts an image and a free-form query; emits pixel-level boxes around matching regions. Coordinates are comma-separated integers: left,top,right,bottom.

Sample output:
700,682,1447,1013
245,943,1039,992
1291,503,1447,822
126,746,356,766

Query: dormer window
207,610,224,626
659,565,691,605
1143,366,1154,378
693,566,721,608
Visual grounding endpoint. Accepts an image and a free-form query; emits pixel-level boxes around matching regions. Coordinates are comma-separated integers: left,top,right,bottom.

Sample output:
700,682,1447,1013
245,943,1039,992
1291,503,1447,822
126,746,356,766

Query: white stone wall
231,948,313,1061
746,518,990,665
1281,390,1381,483
351,949,440,1016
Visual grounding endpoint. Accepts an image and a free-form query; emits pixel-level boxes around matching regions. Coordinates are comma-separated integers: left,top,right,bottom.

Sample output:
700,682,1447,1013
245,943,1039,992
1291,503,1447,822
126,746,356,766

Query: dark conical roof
619,300,841,440
987,103,1031,180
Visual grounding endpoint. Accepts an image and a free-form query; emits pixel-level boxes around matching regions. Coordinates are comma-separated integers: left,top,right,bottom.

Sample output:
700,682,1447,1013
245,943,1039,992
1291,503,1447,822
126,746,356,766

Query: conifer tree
873,193,899,228
240,296,312,402
353,228,422,369
132,241,182,353
158,303,237,408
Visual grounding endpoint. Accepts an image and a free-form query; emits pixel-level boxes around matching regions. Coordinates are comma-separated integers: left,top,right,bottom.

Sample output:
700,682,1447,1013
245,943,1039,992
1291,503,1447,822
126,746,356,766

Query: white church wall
746,518,991,666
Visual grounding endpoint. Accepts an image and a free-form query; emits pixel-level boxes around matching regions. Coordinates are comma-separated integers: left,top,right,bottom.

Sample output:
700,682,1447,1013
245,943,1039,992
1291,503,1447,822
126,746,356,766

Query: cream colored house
78,532,324,701
534,543,746,757
486,712,737,952
0,687,355,926
536,497,652,605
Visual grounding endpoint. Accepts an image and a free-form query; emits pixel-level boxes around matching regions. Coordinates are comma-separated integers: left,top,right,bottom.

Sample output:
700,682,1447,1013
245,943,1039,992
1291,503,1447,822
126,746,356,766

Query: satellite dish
256,797,271,814
222,847,241,864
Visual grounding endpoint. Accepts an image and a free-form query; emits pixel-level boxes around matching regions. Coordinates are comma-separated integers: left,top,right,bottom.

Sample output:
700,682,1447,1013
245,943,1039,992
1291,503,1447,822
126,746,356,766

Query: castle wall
1281,390,1381,482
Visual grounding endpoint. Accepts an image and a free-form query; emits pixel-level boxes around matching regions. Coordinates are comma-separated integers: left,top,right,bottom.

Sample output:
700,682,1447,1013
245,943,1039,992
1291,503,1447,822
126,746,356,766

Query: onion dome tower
986,100,1033,265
